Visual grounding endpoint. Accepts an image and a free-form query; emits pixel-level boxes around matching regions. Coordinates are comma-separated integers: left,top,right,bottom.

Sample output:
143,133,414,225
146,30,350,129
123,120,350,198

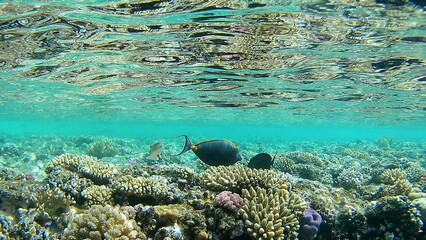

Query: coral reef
86,139,120,158
1,135,425,239
239,186,306,240
337,168,367,190
81,185,114,206
298,208,322,240
214,191,244,212
364,196,423,239
203,165,290,192
63,204,146,240
46,154,120,182
113,175,171,203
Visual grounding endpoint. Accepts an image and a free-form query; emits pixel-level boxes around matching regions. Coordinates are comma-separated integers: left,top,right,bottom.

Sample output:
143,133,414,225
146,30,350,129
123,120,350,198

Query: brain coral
63,204,146,240
239,186,306,240
203,166,290,192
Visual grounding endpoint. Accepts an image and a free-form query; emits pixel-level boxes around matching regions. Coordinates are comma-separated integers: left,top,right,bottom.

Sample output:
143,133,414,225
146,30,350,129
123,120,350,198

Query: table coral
63,204,146,240
239,186,306,240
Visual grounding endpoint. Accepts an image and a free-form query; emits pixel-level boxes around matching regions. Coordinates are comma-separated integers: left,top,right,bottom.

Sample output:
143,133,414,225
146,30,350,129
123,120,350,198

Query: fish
178,135,242,166
247,153,276,169
147,141,163,160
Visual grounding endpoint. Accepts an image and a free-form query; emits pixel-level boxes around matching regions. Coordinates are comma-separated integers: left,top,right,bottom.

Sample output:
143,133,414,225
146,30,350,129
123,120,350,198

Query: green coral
63,204,146,240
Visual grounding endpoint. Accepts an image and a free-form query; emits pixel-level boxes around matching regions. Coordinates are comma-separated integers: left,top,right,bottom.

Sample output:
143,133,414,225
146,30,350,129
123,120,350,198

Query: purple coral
299,208,322,240
214,191,244,211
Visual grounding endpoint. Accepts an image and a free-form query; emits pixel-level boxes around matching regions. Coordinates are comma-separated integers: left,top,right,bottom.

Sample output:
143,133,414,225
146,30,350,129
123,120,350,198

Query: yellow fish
147,141,163,160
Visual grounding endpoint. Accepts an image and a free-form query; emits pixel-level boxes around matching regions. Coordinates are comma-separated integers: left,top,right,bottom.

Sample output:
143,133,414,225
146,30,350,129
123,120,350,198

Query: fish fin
177,135,193,155
272,152,278,165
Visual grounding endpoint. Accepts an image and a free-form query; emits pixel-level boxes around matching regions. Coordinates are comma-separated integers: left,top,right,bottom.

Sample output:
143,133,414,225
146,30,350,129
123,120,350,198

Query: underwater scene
0,0,426,239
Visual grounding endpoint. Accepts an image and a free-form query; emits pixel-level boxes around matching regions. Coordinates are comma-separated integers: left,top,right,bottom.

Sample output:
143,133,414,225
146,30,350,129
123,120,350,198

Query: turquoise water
1,0,426,239
0,0,425,138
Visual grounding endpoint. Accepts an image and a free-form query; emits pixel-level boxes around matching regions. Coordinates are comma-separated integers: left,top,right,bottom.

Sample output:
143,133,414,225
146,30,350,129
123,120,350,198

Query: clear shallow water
0,0,425,135
1,1,426,239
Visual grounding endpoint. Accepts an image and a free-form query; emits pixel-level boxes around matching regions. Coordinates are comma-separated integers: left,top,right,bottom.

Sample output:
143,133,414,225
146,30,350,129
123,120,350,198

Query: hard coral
113,175,170,202
337,168,366,190
379,168,406,185
239,186,306,240
81,185,114,206
45,154,120,183
364,196,423,239
214,191,244,212
63,204,146,240
86,139,119,158
203,166,290,192
298,208,322,240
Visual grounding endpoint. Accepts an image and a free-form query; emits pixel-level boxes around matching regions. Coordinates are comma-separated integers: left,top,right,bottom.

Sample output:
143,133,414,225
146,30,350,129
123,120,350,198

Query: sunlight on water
0,0,425,132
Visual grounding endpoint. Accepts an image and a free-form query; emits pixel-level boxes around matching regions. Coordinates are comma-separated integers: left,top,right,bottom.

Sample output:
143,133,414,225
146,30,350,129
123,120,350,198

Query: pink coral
214,191,244,211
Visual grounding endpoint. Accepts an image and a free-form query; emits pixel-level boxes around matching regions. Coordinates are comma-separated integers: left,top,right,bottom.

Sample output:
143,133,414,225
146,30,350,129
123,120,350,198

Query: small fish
248,153,276,169
178,135,242,166
147,141,163,160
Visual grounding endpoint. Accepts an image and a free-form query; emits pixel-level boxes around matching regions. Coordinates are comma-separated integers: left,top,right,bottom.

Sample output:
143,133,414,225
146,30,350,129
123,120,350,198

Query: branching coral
63,204,146,240
377,168,412,197
202,166,290,192
113,175,169,201
239,186,306,240
81,185,114,206
45,154,120,182
379,168,406,185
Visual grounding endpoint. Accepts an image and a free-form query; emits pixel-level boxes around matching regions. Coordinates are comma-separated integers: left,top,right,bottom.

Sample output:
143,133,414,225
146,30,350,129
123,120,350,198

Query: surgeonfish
248,153,276,169
147,141,163,160
178,135,242,166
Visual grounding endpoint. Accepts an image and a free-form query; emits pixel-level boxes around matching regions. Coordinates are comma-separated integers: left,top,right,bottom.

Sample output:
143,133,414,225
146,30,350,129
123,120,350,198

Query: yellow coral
203,166,290,191
379,168,406,185
63,204,146,240
45,154,120,181
113,175,169,200
81,185,114,206
239,186,306,240
377,179,413,197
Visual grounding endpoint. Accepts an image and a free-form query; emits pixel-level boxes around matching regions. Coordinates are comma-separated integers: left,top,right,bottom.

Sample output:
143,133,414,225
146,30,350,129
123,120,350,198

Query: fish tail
177,135,193,155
